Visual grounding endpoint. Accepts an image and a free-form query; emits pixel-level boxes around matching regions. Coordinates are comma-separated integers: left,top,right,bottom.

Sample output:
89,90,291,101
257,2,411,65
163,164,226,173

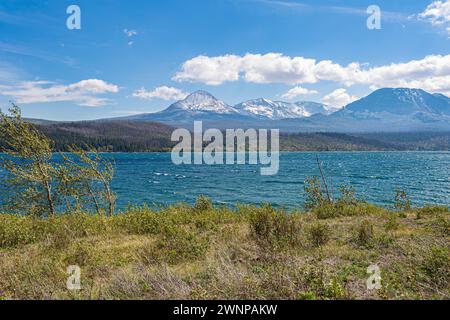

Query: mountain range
122,88,450,132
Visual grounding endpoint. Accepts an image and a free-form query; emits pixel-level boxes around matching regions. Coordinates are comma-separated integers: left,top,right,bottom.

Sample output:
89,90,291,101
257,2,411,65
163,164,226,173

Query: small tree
304,156,334,210
0,104,116,216
304,176,326,210
60,147,115,216
394,189,411,211
0,105,57,216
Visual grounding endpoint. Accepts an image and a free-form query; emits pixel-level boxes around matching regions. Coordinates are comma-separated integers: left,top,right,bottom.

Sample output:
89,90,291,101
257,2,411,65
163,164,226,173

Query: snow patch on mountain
234,98,330,119
170,90,238,114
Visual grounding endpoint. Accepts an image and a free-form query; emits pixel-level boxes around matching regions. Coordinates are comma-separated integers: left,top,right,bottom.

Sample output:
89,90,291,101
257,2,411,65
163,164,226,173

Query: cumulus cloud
418,1,450,34
321,88,358,109
0,79,119,107
133,86,188,101
173,53,450,95
173,54,242,85
281,86,318,100
419,1,450,25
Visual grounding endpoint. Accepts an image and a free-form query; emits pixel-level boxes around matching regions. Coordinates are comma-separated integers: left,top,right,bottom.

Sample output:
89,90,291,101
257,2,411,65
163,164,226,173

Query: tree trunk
44,180,55,216
104,184,115,217
37,161,55,216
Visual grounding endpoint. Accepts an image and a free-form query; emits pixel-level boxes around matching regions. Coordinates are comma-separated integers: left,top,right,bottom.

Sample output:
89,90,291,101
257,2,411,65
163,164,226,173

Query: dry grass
0,202,448,300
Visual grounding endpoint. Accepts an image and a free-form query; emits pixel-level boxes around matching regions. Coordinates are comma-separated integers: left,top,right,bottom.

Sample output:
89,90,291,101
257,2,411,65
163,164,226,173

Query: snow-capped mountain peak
234,98,330,119
121,88,450,132
171,90,237,114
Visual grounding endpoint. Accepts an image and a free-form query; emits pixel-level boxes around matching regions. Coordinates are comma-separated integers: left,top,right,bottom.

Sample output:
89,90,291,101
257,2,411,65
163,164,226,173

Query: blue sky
0,0,449,120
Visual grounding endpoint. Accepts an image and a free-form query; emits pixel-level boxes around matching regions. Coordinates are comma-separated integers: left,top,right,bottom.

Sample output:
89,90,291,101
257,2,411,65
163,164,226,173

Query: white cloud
419,1,450,25
123,29,137,37
173,54,242,85
321,88,358,109
0,79,119,107
418,0,450,34
362,55,450,95
173,53,319,85
174,53,450,95
281,86,318,100
133,86,188,101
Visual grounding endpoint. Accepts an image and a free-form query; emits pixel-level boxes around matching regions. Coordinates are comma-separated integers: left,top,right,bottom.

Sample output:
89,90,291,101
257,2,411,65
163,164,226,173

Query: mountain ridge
121,88,450,132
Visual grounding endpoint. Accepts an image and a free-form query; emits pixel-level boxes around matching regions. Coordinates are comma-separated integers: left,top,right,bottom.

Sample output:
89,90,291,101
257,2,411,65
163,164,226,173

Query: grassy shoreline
0,200,448,300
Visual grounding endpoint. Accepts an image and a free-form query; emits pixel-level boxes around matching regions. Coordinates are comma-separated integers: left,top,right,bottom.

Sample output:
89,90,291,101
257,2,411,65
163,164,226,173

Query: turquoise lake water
102,152,449,209
1,152,448,210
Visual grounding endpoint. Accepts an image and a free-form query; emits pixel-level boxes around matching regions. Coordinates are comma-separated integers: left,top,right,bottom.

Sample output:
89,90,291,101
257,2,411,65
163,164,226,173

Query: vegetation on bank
0,196,448,300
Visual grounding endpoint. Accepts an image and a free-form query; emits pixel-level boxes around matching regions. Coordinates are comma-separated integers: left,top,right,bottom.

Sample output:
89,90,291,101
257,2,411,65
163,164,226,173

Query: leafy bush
118,207,165,235
194,195,213,212
312,202,337,219
336,185,358,206
323,278,346,299
142,225,210,264
421,246,450,287
307,182,373,219
354,220,374,247
307,222,330,247
433,215,450,236
0,215,36,247
394,189,411,212
384,214,399,231
416,206,449,220
304,176,328,210
249,205,301,250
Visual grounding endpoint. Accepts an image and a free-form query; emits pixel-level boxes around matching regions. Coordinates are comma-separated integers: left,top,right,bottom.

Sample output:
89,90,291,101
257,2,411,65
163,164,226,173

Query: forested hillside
36,120,175,152
1,119,449,152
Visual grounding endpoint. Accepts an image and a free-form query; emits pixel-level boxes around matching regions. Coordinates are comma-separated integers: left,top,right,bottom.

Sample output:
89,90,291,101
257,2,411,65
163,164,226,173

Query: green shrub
297,291,317,300
307,222,330,247
416,205,449,218
336,185,358,206
434,215,450,236
313,201,374,220
421,246,450,287
394,189,411,212
142,225,210,264
249,205,301,249
323,278,346,299
384,214,399,231
313,202,337,219
355,220,374,247
38,213,113,250
0,215,37,247
119,207,165,235
194,195,213,212
304,176,328,210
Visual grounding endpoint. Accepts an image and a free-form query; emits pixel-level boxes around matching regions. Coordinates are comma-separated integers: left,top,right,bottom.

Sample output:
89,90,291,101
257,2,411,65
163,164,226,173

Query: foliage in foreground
0,105,115,217
0,198,448,300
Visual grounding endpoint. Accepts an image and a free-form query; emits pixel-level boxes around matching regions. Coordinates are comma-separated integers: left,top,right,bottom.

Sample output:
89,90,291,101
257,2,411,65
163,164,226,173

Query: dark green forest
1,119,449,152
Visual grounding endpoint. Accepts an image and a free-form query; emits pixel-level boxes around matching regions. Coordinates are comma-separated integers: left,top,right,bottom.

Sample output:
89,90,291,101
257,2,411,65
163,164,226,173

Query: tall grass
0,195,448,300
